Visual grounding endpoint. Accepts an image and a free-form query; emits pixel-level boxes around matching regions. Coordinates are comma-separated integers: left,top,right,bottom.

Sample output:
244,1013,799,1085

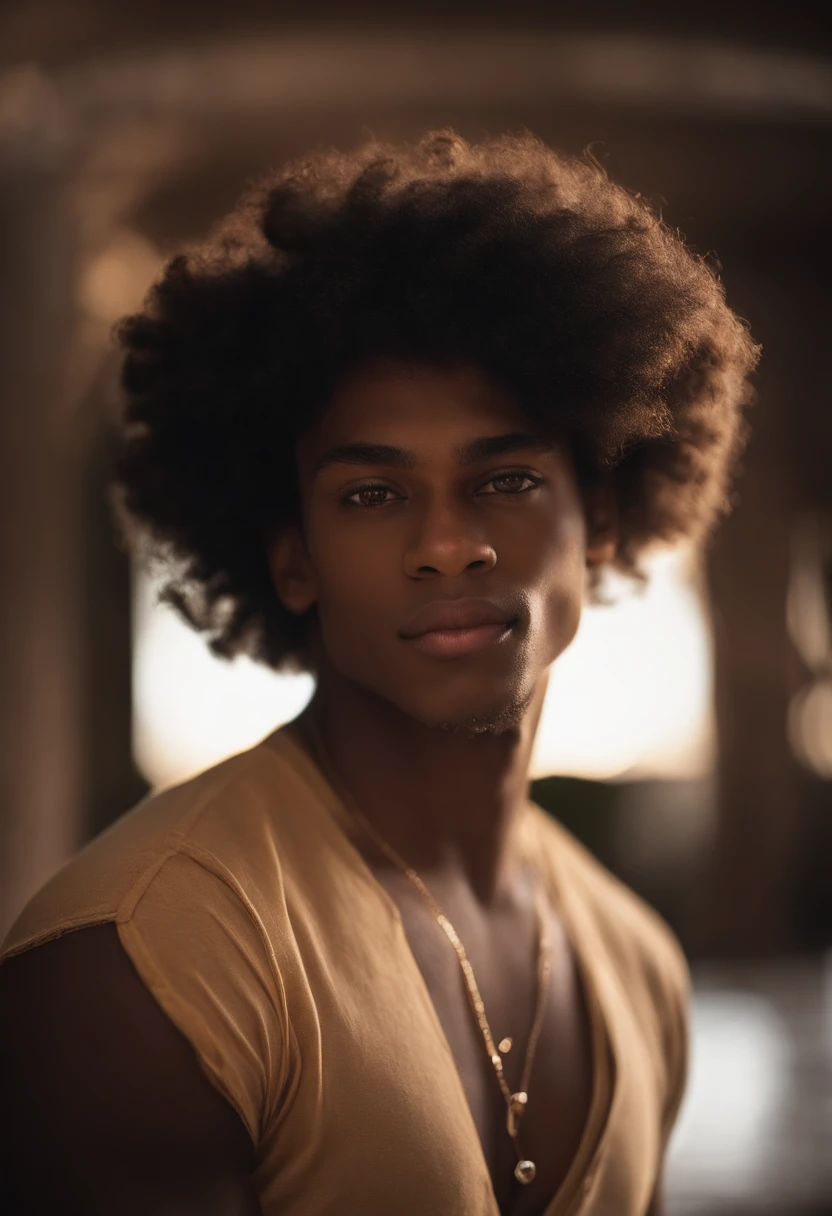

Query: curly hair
114,127,760,674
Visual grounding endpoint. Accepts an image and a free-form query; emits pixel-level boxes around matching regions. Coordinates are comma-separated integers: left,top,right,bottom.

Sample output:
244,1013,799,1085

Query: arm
0,923,263,1215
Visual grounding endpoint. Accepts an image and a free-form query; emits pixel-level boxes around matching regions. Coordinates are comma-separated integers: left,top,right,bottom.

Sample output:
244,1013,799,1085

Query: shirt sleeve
116,846,289,1146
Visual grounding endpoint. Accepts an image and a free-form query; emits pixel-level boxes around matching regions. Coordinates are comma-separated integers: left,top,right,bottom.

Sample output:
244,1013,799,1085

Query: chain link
303,716,553,1166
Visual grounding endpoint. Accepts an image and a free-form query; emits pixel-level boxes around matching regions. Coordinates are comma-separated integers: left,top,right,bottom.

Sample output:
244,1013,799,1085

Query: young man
0,130,758,1215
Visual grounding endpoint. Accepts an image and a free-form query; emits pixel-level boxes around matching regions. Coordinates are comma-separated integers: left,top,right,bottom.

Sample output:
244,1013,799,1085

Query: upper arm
0,923,263,1215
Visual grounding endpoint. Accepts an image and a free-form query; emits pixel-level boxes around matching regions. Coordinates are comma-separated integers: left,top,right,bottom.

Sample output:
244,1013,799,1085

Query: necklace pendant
515,1159,536,1185
506,1091,528,1138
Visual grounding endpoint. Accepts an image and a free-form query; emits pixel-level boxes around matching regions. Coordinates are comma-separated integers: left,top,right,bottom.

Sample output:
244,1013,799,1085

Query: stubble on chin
413,684,538,738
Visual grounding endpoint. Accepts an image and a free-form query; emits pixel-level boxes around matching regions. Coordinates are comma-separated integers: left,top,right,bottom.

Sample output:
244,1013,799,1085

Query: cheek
309,519,397,639
522,509,587,657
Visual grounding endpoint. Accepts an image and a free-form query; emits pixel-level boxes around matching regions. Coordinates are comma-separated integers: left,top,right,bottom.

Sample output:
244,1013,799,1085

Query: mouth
404,619,517,660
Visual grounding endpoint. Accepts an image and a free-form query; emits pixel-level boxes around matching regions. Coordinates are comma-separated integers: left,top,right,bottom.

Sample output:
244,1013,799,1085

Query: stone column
698,264,805,956
0,67,83,937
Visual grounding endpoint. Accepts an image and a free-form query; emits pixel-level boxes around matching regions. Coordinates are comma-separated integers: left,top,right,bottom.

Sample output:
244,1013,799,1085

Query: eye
340,471,543,509
480,472,543,495
342,482,401,509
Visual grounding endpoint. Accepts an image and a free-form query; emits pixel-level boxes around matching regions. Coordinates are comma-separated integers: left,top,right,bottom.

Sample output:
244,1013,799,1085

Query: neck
288,670,549,909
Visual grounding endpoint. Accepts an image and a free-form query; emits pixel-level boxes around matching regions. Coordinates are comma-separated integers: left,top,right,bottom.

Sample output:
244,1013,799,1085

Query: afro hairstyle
114,127,760,673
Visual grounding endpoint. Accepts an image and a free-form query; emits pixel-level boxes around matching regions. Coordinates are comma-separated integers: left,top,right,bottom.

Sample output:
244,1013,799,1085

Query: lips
399,597,516,639
405,621,514,659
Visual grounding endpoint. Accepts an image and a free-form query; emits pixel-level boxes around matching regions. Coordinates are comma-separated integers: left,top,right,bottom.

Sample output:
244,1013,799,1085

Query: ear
584,475,618,568
266,521,319,615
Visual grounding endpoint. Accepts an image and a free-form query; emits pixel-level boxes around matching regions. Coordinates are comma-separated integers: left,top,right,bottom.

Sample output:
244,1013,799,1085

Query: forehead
304,361,534,448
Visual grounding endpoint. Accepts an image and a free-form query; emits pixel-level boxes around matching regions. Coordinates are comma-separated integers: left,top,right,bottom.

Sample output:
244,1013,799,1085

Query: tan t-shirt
1,726,690,1215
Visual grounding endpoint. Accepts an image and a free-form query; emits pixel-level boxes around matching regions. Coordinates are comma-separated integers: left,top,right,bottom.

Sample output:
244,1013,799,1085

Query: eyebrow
313,432,557,476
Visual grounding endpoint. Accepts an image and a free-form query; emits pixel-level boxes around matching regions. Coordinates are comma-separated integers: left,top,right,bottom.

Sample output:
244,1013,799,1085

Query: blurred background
1,1,831,1211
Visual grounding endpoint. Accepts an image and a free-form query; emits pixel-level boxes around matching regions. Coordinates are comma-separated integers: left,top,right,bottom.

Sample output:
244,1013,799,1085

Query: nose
403,495,497,579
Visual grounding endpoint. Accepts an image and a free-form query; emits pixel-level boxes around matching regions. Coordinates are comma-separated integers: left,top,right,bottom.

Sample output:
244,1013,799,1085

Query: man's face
275,360,593,735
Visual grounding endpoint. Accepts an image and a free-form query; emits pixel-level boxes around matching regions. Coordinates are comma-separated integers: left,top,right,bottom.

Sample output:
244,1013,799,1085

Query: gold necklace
303,716,553,1187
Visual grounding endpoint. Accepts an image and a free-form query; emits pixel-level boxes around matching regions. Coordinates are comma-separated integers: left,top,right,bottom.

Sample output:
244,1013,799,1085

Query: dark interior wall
2,0,831,70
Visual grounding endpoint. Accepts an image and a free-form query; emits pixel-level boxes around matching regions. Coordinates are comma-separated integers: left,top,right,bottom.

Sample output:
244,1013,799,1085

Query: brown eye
482,473,541,494
343,484,399,508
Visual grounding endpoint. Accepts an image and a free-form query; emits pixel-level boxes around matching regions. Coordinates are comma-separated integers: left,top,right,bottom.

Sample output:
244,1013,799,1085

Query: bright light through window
132,545,714,790
530,546,715,781
132,574,316,790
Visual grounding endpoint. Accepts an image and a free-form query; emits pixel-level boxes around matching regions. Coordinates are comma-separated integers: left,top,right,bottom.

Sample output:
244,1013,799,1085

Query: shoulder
0,740,307,1150
0,738,293,964
528,802,691,1140
528,801,690,995
0,922,255,1152
0,922,260,1213
2,841,289,1147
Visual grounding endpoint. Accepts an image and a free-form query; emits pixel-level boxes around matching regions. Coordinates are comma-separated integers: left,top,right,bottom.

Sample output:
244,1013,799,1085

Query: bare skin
0,923,261,1215
0,359,667,1215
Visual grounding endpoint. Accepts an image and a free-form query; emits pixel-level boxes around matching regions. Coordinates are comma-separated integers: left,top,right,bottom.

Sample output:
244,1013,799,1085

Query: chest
376,874,598,1216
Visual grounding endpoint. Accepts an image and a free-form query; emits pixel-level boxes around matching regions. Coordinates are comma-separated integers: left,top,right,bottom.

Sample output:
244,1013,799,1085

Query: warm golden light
788,680,832,779
79,230,162,322
133,546,714,789
132,572,315,789
531,546,715,781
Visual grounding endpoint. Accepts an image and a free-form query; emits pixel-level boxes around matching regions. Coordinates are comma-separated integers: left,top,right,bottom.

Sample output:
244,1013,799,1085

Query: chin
405,683,538,738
